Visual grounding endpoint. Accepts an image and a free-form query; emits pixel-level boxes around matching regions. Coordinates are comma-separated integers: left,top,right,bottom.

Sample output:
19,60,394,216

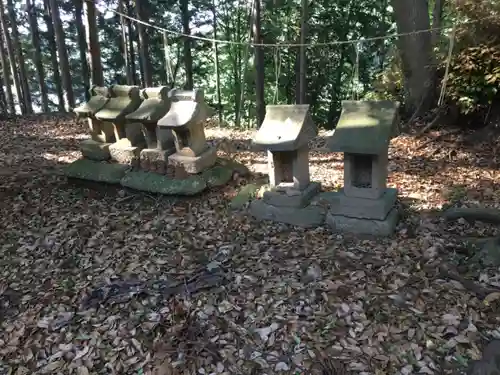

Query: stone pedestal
80,139,111,161
168,146,217,174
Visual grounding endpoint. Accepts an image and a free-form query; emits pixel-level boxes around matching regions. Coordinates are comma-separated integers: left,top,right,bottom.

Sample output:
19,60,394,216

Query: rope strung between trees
438,24,457,107
84,0,494,48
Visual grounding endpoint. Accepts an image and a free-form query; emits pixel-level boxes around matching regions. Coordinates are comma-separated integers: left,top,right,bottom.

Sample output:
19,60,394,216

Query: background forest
0,0,498,129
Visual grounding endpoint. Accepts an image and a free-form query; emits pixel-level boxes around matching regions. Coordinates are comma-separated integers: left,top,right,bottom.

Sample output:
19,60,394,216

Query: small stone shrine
124,86,175,173
157,89,216,174
249,105,324,227
325,100,400,236
73,86,115,161
95,85,143,164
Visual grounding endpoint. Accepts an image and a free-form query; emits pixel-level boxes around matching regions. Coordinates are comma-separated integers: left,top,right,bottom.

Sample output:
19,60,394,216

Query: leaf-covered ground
2,114,500,375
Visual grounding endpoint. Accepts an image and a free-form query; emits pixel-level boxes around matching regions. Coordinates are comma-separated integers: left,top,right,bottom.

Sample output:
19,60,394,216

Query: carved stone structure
325,100,400,236
249,105,324,227
95,85,143,164
157,89,216,174
73,86,115,161
125,87,175,173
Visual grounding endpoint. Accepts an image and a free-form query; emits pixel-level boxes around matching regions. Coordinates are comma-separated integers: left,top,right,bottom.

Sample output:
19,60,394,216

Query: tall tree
26,0,49,112
180,0,194,89
42,0,64,111
0,26,14,114
48,0,75,109
252,0,265,127
136,0,152,86
297,0,308,104
0,0,23,114
83,0,103,85
125,0,136,85
6,0,32,113
119,0,133,84
212,0,222,124
74,0,90,101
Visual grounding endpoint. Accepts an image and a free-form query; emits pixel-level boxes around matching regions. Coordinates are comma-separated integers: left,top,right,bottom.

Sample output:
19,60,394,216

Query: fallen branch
416,128,461,150
439,264,500,300
416,107,446,138
443,207,500,224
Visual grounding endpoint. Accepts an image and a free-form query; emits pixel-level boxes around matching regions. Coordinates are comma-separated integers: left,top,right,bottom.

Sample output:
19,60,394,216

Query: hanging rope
163,31,174,85
438,24,457,107
350,41,361,100
273,47,281,104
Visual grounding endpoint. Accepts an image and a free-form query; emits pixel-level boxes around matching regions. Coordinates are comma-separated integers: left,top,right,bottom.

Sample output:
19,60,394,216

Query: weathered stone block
80,139,111,161
168,146,217,174
109,139,141,164
65,159,130,184
263,181,321,208
120,171,207,195
344,152,388,199
324,187,397,220
140,148,174,163
326,207,399,236
249,199,326,227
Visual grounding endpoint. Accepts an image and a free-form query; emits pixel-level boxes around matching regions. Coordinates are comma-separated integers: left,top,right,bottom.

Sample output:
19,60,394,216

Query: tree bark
0,24,14,114
42,0,64,111
83,0,103,86
136,0,152,87
391,0,435,115
180,0,194,90
6,0,32,113
49,0,75,110
74,0,90,101
26,0,49,112
297,0,307,104
212,0,222,124
119,0,133,84
252,0,265,127
125,0,136,85
0,0,23,114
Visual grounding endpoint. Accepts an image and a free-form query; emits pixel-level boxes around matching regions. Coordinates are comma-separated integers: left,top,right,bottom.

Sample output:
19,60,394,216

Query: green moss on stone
65,159,130,184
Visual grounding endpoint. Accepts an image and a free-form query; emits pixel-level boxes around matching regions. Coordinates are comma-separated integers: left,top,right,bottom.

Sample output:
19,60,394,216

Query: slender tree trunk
180,0,194,89
0,0,23,114
49,0,75,110
0,26,14,114
83,0,103,86
119,0,133,84
43,0,64,111
136,0,152,87
74,0,90,101
391,0,436,115
6,0,32,113
297,0,307,104
125,0,136,85
212,0,222,124
26,0,49,112
233,3,242,126
252,0,265,127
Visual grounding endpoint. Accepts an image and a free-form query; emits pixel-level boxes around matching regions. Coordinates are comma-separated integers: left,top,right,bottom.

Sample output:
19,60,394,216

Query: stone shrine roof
125,87,171,122
157,89,214,129
95,85,142,122
73,86,110,118
327,100,400,155
252,105,317,152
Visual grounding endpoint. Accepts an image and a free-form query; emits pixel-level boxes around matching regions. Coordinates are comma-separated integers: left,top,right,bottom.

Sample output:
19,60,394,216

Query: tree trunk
297,0,307,104
0,0,23,114
180,0,194,90
0,24,14,114
83,0,103,86
6,0,32,113
252,0,265,127
74,0,90,101
212,0,222,124
42,0,64,111
119,0,133,84
136,0,152,87
125,0,136,85
26,0,49,112
49,0,75,110
391,0,436,115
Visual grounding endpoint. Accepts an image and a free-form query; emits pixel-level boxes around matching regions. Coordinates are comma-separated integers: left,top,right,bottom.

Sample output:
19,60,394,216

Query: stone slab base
121,171,207,196
249,199,326,228
80,139,111,161
316,188,397,220
109,139,142,165
168,146,217,174
263,182,321,208
326,207,399,236
65,159,130,184
139,148,175,173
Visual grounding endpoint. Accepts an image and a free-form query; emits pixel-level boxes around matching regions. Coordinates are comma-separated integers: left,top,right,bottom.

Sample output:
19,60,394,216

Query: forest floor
2,113,500,375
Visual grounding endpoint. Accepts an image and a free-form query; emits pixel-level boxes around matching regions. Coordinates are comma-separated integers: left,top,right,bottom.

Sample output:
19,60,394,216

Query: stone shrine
325,100,400,236
73,86,115,161
95,85,143,164
157,89,216,174
249,105,324,227
124,86,175,173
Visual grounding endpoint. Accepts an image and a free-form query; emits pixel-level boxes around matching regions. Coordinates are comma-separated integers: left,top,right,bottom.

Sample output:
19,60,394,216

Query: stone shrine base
139,148,176,173
326,207,399,236
64,157,246,196
109,139,142,165
249,199,325,227
168,146,217,174
80,139,111,161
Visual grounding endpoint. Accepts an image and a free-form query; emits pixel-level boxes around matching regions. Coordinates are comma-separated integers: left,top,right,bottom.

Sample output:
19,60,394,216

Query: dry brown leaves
1,114,500,374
